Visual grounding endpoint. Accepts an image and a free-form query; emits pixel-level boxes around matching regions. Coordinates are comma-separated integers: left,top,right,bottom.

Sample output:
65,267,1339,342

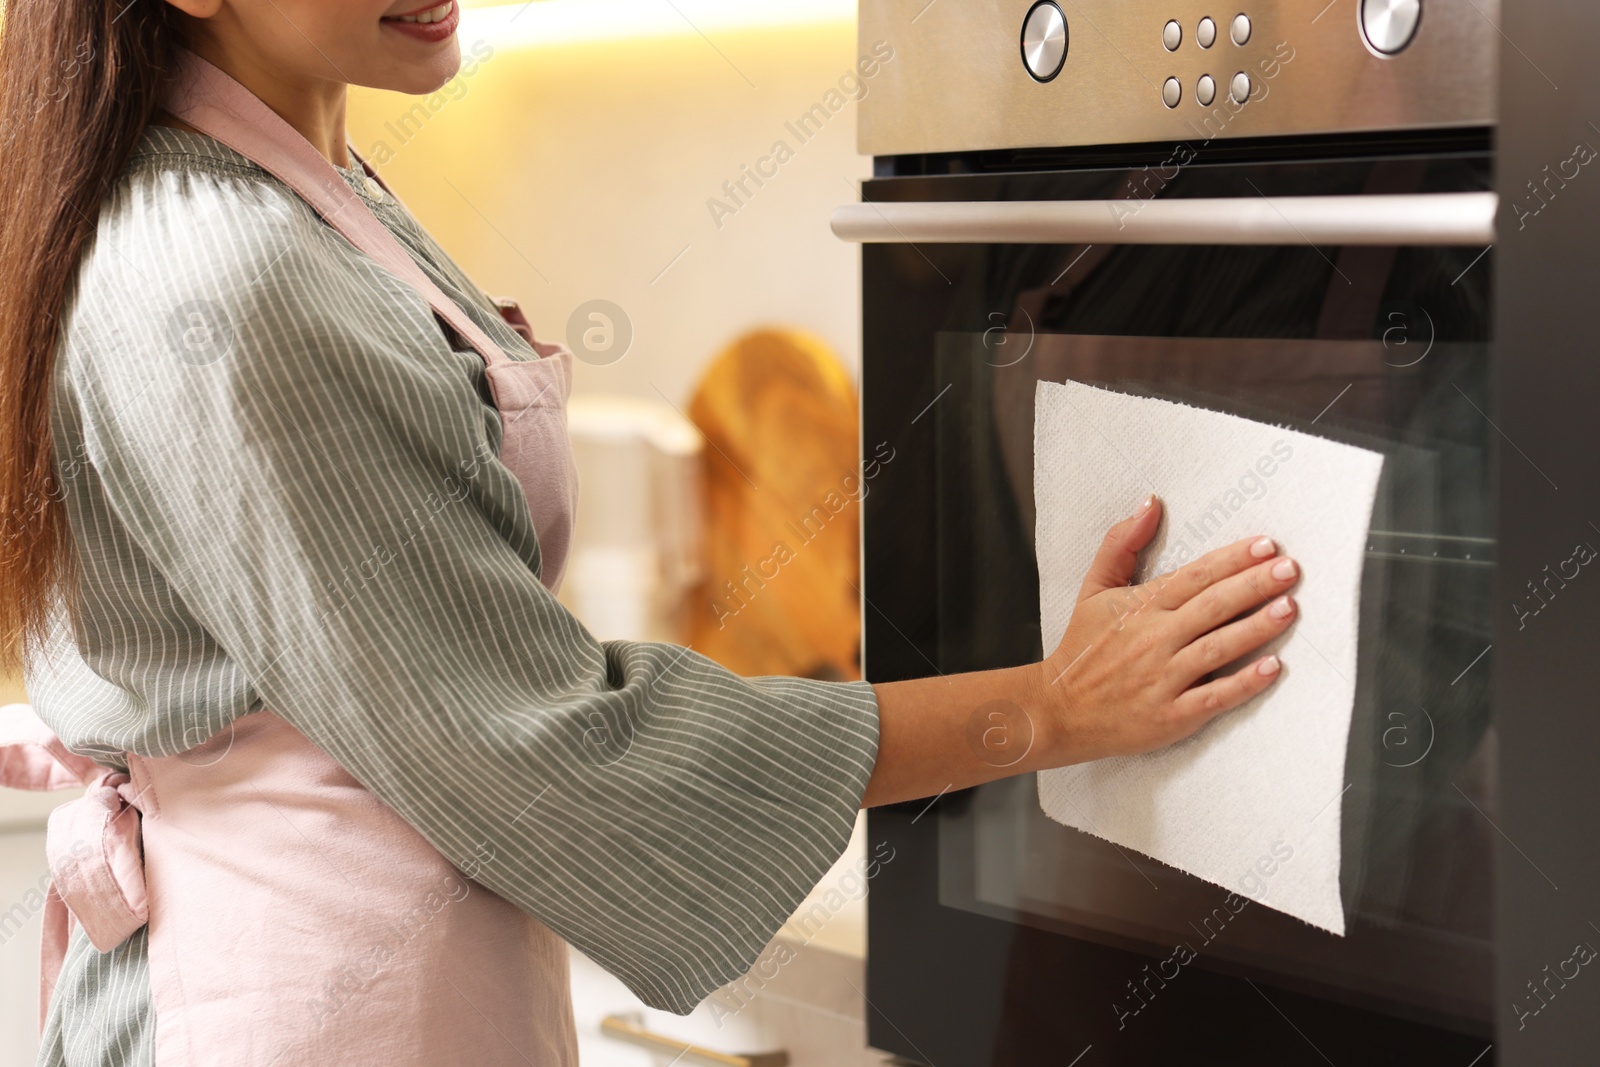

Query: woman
0,2,1301,1065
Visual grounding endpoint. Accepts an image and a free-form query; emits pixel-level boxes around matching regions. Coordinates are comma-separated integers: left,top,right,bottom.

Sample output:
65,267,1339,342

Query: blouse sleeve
61,182,879,1014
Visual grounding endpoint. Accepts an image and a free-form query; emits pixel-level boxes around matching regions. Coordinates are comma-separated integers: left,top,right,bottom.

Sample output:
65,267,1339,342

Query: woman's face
168,0,464,96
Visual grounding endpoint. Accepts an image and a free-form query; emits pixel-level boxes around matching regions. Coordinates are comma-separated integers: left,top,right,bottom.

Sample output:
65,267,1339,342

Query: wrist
1020,657,1071,773
965,660,1070,777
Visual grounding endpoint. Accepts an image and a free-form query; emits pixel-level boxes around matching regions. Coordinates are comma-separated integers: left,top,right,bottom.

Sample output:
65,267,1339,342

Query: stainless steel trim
599,1014,790,1067
857,0,1497,156
831,192,1497,246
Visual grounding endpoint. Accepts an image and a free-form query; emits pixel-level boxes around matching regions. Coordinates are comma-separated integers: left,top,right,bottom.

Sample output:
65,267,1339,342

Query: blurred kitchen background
2,1,888,1063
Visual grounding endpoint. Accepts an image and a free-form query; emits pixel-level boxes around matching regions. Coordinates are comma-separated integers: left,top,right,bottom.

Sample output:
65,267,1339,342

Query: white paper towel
1034,379,1385,935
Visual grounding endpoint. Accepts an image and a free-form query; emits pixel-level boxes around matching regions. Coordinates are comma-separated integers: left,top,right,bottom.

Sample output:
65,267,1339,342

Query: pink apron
0,47,582,1065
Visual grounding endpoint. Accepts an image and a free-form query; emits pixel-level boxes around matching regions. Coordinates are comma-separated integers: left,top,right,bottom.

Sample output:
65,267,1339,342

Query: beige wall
347,7,872,407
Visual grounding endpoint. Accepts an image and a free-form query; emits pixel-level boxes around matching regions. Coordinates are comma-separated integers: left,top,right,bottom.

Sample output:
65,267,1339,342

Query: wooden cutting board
684,328,862,681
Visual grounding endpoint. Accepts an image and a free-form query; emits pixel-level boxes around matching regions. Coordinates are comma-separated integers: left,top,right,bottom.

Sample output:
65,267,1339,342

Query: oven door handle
830,192,1496,246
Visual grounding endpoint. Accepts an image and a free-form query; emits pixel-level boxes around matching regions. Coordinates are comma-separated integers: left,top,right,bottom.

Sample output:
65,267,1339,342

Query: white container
560,396,703,643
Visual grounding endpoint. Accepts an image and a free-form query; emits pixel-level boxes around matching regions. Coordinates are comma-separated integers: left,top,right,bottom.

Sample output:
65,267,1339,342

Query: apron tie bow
0,703,148,1030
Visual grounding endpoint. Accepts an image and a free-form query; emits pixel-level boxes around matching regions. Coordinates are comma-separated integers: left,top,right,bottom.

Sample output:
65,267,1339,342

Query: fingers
1169,594,1296,682
1172,654,1283,727
1077,495,1162,602
1171,555,1301,642
1141,535,1282,611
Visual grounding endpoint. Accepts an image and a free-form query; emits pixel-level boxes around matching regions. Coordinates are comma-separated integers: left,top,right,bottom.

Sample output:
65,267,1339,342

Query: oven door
851,148,1496,1066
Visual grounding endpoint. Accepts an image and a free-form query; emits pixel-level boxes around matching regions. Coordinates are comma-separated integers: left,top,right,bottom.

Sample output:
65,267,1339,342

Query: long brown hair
0,1,182,671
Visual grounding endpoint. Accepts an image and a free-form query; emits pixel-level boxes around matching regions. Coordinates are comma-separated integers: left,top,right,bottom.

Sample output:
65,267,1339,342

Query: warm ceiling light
459,0,855,47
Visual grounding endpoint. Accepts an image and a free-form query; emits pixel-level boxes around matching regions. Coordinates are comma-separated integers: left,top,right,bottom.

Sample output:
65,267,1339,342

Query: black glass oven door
861,150,1495,1066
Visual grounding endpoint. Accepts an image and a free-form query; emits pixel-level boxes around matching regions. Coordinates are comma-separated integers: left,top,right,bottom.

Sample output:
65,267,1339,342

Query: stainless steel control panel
858,0,1495,156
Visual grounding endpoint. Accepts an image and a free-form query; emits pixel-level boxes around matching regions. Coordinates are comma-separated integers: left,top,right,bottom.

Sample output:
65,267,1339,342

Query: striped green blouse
27,124,879,1066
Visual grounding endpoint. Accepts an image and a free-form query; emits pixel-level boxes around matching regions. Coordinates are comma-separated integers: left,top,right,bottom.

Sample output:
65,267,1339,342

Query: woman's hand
863,496,1299,808
1037,495,1299,763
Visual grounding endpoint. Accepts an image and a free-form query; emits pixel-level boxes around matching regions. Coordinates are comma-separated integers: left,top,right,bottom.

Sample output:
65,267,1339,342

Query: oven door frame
1492,0,1600,1061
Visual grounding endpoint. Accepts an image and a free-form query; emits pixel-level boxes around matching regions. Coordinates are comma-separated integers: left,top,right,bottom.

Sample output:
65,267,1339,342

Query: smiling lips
381,0,459,42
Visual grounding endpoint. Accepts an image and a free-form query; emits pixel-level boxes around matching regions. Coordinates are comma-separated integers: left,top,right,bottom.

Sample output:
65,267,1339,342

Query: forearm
862,663,1060,808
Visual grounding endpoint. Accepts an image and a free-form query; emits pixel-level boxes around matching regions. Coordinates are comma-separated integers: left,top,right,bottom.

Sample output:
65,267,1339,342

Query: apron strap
0,703,102,790
344,144,548,353
161,46,516,369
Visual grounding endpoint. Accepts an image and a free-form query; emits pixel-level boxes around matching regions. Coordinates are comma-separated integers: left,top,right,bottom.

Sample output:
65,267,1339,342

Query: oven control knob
1021,1,1069,82
1361,0,1421,54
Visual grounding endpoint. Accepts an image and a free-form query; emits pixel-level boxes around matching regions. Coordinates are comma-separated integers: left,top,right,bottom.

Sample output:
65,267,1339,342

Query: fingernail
1257,655,1281,677
1139,494,1155,512
1250,537,1276,559
1271,558,1298,581
1269,596,1295,620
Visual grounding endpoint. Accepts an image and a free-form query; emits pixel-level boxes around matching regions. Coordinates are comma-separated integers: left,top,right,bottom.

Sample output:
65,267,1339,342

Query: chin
375,47,463,95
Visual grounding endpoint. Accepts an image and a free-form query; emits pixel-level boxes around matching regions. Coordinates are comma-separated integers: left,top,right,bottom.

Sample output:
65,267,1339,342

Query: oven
839,1,1501,1063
